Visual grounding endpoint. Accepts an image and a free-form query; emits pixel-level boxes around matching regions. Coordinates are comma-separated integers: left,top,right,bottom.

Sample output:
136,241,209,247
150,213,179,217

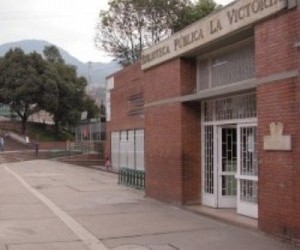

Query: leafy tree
95,0,218,66
99,101,106,121
95,0,191,66
172,0,220,32
84,96,100,120
43,45,64,64
43,46,91,132
0,48,57,134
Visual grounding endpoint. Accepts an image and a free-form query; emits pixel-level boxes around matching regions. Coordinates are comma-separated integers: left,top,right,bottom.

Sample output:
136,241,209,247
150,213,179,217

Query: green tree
99,100,106,121
172,0,220,32
84,96,100,120
42,46,90,133
95,0,191,66
0,48,57,134
43,45,64,64
95,0,218,66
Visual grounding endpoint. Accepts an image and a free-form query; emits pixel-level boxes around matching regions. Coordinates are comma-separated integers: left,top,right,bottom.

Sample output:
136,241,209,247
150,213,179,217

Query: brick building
106,0,300,243
105,63,145,172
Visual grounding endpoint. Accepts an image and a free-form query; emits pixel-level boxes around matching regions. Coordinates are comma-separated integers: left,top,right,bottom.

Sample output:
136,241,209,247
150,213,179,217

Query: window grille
128,92,144,118
204,93,256,122
240,180,257,203
240,127,257,176
222,176,237,196
204,101,214,122
204,125,214,194
197,41,254,91
197,60,210,90
221,127,237,196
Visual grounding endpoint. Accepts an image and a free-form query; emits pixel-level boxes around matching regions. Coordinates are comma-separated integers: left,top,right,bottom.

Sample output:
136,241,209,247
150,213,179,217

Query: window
197,40,255,91
204,93,256,122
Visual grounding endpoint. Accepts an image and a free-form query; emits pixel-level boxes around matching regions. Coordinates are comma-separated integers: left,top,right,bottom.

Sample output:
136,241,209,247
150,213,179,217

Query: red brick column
255,6,300,243
144,58,200,204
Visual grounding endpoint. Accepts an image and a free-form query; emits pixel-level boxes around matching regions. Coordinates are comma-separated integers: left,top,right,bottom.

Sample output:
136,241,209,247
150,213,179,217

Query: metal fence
118,168,145,189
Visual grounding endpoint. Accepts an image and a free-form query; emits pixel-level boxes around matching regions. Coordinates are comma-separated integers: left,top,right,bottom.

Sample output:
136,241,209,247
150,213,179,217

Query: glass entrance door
217,126,237,208
237,124,258,218
201,93,257,215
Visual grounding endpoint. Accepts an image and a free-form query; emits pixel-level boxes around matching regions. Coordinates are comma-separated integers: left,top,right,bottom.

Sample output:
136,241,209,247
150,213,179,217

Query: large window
111,129,144,171
197,40,255,91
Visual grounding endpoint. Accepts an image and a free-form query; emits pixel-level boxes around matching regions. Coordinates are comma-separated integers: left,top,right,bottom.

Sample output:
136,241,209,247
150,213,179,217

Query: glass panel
240,180,257,203
197,43,254,91
215,94,256,121
222,176,237,196
211,44,254,88
203,93,256,123
221,127,237,196
221,128,237,173
204,126,214,194
197,59,210,90
240,127,258,176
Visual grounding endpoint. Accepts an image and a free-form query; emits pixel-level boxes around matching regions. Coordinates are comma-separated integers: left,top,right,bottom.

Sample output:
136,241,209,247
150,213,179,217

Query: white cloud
0,0,233,62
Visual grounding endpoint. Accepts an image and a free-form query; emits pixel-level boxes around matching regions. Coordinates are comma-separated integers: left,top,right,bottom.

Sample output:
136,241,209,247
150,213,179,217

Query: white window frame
201,93,257,211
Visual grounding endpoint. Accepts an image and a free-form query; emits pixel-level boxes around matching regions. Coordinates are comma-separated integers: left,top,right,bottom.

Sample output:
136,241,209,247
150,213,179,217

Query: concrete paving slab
0,193,39,204
111,244,176,250
8,241,90,250
104,227,299,250
74,208,228,239
0,182,28,195
2,160,299,250
0,218,77,244
0,203,55,220
111,245,149,250
67,202,169,217
39,190,145,211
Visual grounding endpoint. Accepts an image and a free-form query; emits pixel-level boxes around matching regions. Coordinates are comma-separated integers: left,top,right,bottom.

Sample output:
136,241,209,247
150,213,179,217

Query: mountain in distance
0,40,121,86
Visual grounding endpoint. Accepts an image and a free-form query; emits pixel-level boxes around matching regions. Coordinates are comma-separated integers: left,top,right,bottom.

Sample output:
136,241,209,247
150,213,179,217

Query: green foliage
27,122,74,142
42,52,88,131
95,0,218,66
172,0,220,32
0,48,57,133
95,0,190,66
0,46,99,135
84,96,100,120
43,45,64,63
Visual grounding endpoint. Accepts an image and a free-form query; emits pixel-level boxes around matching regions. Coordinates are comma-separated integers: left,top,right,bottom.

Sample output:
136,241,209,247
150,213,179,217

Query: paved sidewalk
0,160,298,250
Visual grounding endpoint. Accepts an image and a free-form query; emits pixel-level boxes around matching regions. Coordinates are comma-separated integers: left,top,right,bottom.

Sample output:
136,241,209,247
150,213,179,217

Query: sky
0,0,234,63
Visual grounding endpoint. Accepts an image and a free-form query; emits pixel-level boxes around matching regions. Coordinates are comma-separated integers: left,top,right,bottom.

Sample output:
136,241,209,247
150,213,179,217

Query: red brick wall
105,62,144,157
180,59,200,204
181,102,201,204
145,104,183,203
109,62,144,131
39,141,67,150
256,6,300,243
144,60,181,103
144,58,199,204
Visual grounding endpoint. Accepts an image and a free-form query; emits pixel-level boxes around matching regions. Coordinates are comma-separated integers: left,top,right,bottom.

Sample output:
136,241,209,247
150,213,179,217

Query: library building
105,0,300,244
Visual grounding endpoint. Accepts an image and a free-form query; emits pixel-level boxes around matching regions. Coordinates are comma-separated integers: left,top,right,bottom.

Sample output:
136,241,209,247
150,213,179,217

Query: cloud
0,0,233,62
0,0,109,62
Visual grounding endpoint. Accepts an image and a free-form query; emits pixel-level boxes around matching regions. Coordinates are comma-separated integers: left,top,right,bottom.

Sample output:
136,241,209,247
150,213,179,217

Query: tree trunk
21,115,27,135
54,119,60,134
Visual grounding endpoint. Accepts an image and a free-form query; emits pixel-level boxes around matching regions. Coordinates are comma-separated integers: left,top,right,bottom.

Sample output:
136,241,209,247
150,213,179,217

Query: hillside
0,40,121,86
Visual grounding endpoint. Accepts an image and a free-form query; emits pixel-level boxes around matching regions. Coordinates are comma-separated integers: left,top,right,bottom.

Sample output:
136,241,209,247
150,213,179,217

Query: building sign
141,0,287,70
